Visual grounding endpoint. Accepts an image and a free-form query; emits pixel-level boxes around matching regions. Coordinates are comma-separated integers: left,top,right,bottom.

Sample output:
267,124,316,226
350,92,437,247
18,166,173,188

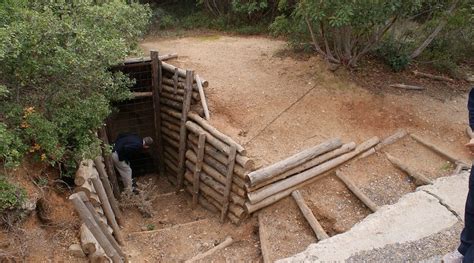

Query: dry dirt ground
1,33,471,262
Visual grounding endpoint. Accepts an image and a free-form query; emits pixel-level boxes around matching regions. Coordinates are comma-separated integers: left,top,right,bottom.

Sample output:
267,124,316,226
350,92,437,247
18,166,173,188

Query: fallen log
188,133,254,170
385,153,432,185
375,129,408,150
247,139,342,187
195,74,210,120
258,213,272,263
185,237,234,263
413,70,454,83
410,134,466,165
188,112,245,154
248,142,356,191
245,137,380,212
291,190,329,240
389,84,425,90
335,171,379,212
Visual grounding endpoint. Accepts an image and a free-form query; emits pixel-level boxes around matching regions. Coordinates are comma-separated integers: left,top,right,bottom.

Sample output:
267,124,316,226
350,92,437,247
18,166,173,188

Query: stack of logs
72,158,125,262
183,113,254,224
245,137,382,214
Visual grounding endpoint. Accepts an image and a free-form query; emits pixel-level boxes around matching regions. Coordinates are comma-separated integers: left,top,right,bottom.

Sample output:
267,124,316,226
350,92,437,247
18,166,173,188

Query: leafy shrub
375,38,412,72
0,1,151,174
0,123,26,168
0,176,26,213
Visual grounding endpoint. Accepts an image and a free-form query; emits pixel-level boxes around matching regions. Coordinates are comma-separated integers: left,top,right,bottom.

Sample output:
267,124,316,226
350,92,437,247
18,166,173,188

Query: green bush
0,123,26,168
375,38,412,72
0,1,151,174
0,176,26,213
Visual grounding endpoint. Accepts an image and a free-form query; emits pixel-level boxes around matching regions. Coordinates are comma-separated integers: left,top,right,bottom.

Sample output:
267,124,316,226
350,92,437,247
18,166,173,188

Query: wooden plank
151,50,165,177
193,133,206,207
98,127,121,199
195,74,210,120
221,145,237,223
335,171,379,212
385,153,432,185
291,190,329,240
177,70,194,190
258,213,272,263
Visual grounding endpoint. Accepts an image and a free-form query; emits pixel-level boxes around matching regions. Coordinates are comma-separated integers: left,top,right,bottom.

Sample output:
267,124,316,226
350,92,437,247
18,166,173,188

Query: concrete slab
279,190,459,262
419,171,469,220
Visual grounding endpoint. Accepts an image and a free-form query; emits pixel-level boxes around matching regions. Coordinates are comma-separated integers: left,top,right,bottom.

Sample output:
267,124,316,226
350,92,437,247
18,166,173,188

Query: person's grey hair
143,137,154,146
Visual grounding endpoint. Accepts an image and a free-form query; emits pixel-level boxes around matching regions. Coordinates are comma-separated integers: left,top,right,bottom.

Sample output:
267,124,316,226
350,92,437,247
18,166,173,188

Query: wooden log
164,145,179,162
75,160,93,186
93,157,123,227
80,224,98,255
161,62,209,87
335,171,379,212
184,183,219,213
467,126,474,139
188,140,247,180
69,193,122,262
152,51,165,177
258,213,272,263
161,113,181,126
184,237,234,263
221,145,237,223
89,193,101,207
291,190,329,240
185,166,245,206
184,171,245,216
188,112,246,155
164,154,179,173
375,129,408,150
131,92,153,98
410,134,466,165
389,84,425,90
248,139,343,187
159,53,178,61
248,142,356,191
177,70,194,190
161,91,184,103
186,121,233,155
74,174,95,198
245,137,380,212
90,171,124,245
160,97,182,111
123,53,178,64
188,133,254,170
162,84,200,101
413,70,454,83
161,105,182,119
162,126,180,141
162,133,179,149
162,120,180,133
358,147,376,159
186,150,246,189
385,153,432,185
98,127,120,199
195,74,210,120
162,77,198,91
193,134,206,208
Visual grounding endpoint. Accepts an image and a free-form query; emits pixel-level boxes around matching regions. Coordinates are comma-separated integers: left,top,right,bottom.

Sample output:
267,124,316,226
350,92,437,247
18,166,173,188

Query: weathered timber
162,120,180,133
163,145,179,162
184,183,219,213
90,172,124,245
161,62,209,87
69,193,122,262
245,137,380,212
162,126,180,141
162,84,200,101
258,213,272,263
164,154,179,173
247,138,343,187
389,84,425,90
291,190,330,240
188,112,246,155
160,97,182,111
151,51,165,177
98,127,120,199
186,150,246,189
411,134,466,165
123,53,178,64
188,133,254,170
385,153,432,185
413,70,454,83
248,142,356,191
221,145,237,223
195,74,210,120
93,157,123,227
193,134,206,207
80,224,98,255
335,171,379,212
161,106,182,119
162,133,179,149
186,121,233,155
75,160,93,186
375,129,408,150
185,237,234,263
177,70,194,190
131,92,153,98
358,148,376,159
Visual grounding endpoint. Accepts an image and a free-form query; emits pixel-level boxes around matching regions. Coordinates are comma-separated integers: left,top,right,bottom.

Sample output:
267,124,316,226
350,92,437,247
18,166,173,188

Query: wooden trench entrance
69,51,470,262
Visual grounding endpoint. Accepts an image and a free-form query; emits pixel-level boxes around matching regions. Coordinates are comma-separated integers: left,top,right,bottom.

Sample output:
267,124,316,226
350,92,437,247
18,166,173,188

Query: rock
69,244,86,258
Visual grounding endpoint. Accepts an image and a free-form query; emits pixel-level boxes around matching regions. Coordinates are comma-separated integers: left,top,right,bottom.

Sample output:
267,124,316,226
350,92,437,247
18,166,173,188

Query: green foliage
376,37,412,72
0,176,26,213
0,1,151,174
0,123,26,167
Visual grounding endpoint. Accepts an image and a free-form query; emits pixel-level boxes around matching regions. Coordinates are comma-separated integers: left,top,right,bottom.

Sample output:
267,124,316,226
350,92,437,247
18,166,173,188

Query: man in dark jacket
111,134,154,192
444,88,474,263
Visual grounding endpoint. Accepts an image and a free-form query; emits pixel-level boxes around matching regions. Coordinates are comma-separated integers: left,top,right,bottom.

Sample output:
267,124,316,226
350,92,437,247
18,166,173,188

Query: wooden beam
184,237,234,263
221,145,237,223
258,213,272,263
98,127,120,199
291,190,329,240
335,171,379,212
177,70,194,190
193,133,206,208
151,50,165,177
411,134,466,166
385,153,432,185
195,74,210,120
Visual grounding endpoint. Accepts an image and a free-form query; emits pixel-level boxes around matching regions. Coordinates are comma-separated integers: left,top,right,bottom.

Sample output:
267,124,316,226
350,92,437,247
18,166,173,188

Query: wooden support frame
258,213,272,263
335,171,379,212
177,70,194,190
410,134,467,166
221,145,237,223
151,50,165,177
385,153,432,185
193,133,206,207
98,127,121,199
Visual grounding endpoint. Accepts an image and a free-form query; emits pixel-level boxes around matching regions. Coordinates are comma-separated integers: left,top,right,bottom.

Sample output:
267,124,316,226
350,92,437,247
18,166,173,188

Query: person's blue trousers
460,167,474,263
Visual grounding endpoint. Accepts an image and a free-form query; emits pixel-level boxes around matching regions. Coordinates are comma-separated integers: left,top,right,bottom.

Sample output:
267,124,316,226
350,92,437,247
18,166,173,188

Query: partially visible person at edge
111,134,154,193
444,87,474,263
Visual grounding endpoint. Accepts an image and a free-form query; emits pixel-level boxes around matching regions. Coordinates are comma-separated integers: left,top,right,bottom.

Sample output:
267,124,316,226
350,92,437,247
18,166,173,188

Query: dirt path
141,34,470,169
